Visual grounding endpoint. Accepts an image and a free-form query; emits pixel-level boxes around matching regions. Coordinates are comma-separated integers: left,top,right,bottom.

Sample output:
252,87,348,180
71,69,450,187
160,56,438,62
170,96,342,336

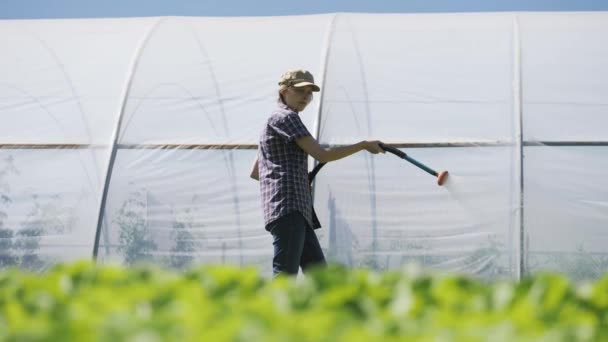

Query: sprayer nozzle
437,171,449,186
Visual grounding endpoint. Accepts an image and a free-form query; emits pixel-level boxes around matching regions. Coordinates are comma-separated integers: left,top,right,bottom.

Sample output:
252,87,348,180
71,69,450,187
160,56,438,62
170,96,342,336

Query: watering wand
379,143,449,186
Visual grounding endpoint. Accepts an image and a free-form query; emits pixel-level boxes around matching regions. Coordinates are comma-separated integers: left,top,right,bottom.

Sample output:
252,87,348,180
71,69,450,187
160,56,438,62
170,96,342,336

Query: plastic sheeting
0,13,606,280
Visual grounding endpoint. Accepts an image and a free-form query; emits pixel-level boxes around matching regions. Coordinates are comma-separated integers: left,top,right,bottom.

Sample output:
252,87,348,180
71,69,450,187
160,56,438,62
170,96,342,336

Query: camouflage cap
278,69,320,92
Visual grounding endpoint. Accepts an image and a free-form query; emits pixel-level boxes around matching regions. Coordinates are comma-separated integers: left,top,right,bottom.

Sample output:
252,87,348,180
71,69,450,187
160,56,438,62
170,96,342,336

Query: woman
250,69,384,276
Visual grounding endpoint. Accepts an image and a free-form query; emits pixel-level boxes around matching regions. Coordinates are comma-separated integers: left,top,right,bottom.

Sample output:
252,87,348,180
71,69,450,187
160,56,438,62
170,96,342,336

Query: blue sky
1,0,608,19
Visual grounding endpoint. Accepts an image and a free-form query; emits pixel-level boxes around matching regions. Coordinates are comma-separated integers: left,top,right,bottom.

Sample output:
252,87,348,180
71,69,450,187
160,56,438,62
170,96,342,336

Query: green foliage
0,227,43,270
115,190,157,265
168,221,199,269
0,228,18,267
0,156,44,270
0,262,606,341
549,245,608,282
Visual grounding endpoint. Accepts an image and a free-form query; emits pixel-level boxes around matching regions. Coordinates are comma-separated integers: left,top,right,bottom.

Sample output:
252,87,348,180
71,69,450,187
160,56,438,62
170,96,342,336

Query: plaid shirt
258,103,321,230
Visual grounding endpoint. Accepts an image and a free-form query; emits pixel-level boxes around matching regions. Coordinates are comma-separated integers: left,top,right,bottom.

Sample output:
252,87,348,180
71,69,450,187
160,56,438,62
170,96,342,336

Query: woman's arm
295,136,384,163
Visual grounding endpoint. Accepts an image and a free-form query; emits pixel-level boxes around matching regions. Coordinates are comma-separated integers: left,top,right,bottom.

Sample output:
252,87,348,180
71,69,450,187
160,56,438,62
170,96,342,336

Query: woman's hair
277,84,289,104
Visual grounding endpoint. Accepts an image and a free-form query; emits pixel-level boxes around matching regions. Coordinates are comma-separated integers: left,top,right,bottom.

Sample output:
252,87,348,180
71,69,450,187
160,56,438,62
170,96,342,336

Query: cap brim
292,82,321,92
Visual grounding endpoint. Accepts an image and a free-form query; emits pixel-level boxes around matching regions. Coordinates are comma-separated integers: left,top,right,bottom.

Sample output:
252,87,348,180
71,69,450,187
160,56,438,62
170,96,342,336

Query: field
1,261,607,341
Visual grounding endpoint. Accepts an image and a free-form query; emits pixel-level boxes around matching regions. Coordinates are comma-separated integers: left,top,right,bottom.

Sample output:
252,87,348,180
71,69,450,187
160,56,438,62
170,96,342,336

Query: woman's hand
363,140,386,154
250,157,259,181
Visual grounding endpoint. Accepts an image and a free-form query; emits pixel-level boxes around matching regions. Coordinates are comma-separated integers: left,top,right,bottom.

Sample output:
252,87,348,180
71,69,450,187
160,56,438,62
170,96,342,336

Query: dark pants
266,212,326,276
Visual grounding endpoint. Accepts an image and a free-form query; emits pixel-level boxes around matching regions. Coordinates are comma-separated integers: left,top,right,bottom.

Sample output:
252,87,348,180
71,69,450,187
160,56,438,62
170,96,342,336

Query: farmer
250,69,384,276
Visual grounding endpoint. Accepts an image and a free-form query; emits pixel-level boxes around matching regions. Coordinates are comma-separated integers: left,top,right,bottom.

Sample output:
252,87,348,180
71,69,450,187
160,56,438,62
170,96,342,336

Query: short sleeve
271,113,312,142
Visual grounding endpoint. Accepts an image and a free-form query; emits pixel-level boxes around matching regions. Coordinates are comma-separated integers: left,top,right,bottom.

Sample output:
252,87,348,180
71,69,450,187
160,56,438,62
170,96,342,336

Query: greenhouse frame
1,12,607,280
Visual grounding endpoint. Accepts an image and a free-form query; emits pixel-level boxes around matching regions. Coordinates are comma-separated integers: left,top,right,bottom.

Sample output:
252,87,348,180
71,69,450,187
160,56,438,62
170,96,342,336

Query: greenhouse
1,12,607,281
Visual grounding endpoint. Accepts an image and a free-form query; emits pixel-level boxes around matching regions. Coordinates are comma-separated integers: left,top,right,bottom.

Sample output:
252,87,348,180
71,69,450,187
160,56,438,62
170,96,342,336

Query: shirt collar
278,100,297,113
